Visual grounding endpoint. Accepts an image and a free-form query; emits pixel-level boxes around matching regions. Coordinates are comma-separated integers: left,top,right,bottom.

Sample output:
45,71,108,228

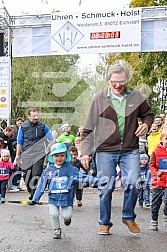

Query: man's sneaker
53,228,61,239
123,220,140,236
77,200,82,207
64,218,71,226
1,198,5,203
145,203,150,207
97,225,110,235
163,215,167,227
149,220,158,231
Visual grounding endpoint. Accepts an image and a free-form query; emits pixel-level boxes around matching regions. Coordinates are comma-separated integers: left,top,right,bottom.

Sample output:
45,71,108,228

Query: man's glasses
110,80,127,85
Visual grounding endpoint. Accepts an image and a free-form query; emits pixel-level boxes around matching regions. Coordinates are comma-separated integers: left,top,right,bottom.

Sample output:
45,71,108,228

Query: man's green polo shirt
107,85,131,141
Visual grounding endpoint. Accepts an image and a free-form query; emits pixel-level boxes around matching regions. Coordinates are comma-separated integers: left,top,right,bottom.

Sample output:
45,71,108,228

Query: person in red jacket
149,128,167,231
0,149,15,203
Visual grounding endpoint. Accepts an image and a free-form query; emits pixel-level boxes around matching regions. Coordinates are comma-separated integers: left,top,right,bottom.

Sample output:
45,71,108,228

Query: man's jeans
151,188,167,221
96,150,140,227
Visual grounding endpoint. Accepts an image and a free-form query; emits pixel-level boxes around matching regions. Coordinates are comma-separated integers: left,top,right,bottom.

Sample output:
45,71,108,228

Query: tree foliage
11,55,80,127
129,0,158,7
104,0,167,116
11,54,101,133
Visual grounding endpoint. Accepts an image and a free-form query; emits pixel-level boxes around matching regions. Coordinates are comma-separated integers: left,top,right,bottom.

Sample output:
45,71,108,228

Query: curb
6,200,48,205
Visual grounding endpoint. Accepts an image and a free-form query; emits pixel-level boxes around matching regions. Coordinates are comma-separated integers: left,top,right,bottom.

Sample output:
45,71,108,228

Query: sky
0,0,130,15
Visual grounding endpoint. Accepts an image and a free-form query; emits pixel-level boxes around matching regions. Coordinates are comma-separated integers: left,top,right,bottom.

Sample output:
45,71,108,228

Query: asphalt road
1,188,167,252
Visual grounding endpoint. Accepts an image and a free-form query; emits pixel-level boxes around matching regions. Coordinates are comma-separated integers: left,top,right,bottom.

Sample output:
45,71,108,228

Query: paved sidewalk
1,188,167,252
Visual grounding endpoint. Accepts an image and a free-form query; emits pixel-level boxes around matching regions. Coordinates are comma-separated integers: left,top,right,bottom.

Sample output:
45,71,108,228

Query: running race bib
0,168,9,176
50,176,69,193
159,158,167,172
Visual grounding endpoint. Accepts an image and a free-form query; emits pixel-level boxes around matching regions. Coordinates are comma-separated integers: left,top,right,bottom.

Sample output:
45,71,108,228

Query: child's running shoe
1,197,5,203
77,200,82,207
163,215,167,227
64,218,71,226
149,220,158,231
53,228,61,239
145,203,150,207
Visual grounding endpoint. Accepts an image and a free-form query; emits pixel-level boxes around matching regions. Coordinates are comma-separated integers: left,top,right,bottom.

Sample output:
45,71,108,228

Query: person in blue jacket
31,142,100,239
137,153,150,208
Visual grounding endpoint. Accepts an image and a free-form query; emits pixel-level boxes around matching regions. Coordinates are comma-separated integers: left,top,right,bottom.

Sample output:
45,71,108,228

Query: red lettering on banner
90,31,120,40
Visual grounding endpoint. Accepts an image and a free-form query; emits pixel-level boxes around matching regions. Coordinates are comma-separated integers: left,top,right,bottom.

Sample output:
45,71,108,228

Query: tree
11,55,80,127
100,0,167,115
129,0,157,7
11,54,102,134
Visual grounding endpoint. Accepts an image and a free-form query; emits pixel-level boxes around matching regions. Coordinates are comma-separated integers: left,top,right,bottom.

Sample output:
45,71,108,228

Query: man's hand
13,155,20,166
135,123,148,137
81,155,91,170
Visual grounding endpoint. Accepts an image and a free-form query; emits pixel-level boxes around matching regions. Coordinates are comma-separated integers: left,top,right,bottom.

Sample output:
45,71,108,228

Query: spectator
0,138,5,155
0,125,15,162
11,117,24,150
81,63,153,236
159,113,166,124
74,137,81,159
14,108,54,203
10,117,24,191
68,145,86,207
147,122,161,157
153,116,164,131
52,130,58,142
56,124,75,145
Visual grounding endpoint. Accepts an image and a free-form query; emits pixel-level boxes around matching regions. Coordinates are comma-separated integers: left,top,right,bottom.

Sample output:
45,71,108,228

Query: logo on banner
52,21,84,52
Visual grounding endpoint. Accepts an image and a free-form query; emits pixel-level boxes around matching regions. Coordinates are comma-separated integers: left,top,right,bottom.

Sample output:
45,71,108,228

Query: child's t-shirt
56,134,75,144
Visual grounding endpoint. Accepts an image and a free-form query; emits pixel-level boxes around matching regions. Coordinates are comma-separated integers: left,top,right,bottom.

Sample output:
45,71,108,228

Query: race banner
51,8,141,54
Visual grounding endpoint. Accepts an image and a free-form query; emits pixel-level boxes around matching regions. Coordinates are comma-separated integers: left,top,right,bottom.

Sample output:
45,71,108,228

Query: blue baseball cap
48,143,72,163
